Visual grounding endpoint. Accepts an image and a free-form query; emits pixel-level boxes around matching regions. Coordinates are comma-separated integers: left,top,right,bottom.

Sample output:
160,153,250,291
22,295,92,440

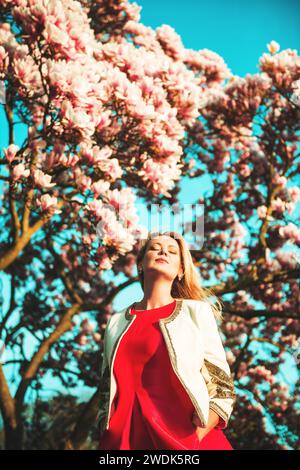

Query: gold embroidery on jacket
202,358,236,400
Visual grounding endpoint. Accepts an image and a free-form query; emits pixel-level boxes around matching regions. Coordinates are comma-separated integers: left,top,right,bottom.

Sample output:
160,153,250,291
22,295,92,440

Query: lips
156,258,169,264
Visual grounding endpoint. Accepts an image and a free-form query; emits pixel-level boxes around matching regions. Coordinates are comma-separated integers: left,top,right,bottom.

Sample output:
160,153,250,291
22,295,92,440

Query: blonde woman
97,231,236,450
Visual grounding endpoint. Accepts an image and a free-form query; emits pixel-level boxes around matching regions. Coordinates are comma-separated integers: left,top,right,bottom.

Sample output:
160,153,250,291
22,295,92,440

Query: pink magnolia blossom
278,223,300,244
0,44,9,72
97,249,113,271
267,40,280,54
91,180,110,197
12,163,30,180
138,155,182,197
59,100,96,141
58,153,80,167
288,186,300,202
12,56,41,92
80,319,94,334
86,199,104,218
272,173,287,188
239,163,251,177
80,145,113,165
82,234,96,245
93,332,101,343
76,334,87,346
106,187,135,211
99,158,123,180
275,250,298,269
257,205,267,218
4,144,19,163
271,198,285,213
36,193,61,213
74,171,92,192
33,169,56,188
285,201,296,215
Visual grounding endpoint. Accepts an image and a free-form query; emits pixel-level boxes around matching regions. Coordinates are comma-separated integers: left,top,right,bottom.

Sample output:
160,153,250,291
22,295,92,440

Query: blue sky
137,0,300,76
1,1,299,435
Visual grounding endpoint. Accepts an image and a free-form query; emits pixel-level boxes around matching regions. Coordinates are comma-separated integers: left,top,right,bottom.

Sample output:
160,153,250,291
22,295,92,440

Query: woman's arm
196,301,236,430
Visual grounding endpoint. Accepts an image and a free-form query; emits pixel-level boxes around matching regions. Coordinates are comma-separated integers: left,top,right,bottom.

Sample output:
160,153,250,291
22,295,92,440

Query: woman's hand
192,411,209,442
192,409,220,442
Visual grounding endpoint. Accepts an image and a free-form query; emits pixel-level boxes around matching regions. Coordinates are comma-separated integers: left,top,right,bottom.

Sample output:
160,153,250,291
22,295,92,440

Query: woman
97,231,236,450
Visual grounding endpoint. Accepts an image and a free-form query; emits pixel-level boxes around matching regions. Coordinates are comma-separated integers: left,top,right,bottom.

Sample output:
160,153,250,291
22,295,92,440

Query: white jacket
97,298,236,436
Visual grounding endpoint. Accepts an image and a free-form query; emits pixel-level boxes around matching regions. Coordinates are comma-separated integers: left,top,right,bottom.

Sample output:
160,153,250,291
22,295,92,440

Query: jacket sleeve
198,301,236,430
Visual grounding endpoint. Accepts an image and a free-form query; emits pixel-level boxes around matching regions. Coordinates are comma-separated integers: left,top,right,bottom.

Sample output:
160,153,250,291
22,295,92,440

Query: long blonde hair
135,230,224,322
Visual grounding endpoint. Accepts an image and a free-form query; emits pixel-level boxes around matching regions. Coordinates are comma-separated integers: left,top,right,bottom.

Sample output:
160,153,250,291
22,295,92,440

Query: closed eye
150,244,178,254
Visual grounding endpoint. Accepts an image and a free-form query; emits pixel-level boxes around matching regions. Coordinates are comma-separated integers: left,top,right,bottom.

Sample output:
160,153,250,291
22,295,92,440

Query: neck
136,278,175,310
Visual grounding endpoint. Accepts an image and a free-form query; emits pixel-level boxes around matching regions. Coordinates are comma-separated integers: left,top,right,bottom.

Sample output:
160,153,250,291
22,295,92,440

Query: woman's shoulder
182,298,209,310
183,298,216,326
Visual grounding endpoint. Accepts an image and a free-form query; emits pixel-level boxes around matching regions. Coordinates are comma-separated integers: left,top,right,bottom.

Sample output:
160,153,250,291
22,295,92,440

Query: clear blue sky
137,0,299,76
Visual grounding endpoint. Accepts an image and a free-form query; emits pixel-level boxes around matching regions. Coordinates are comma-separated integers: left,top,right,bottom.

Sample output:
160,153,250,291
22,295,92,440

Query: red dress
98,300,233,450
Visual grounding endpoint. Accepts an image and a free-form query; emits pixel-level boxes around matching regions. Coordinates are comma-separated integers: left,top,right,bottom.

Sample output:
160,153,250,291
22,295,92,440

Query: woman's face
139,235,183,282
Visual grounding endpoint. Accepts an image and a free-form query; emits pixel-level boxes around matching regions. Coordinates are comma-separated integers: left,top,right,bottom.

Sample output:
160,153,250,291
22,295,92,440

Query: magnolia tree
0,0,299,450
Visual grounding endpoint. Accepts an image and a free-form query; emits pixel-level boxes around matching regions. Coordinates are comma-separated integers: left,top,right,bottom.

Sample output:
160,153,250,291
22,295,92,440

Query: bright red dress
98,300,233,450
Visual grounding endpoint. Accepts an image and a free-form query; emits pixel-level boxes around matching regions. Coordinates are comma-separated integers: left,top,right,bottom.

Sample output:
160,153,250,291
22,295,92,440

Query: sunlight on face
142,235,182,280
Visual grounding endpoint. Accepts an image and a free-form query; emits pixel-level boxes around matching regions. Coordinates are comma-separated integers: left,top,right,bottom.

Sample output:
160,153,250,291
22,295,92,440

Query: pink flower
288,186,300,202
12,163,30,180
75,173,92,192
139,156,182,197
4,144,19,163
257,205,267,218
285,202,295,215
91,180,110,197
12,56,40,90
45,23,70,47
77,334,87,346
86,199,104,218
93,332,101,343
107,187,135,212
267,40,280,54
275,250,298,269
36,194,61,213
272,173,287,188
188,158,196,170
0,45,9,72
58,153,79,167
80,319,94,334
33,169,55,188
271,198,285,213
279,223,300,244
98,251,113,270
239,163,251,177
99,158,123,180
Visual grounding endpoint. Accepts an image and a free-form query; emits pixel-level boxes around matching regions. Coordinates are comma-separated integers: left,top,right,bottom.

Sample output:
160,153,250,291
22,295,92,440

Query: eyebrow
150,241,178,249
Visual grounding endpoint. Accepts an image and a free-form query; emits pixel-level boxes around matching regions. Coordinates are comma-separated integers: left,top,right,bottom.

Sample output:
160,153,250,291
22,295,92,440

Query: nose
159,247,167,256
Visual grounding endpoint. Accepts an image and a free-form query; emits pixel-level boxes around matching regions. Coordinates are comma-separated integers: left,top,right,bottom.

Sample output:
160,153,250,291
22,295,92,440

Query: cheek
172,257,180,268
170,258,180,272
145,251,155,262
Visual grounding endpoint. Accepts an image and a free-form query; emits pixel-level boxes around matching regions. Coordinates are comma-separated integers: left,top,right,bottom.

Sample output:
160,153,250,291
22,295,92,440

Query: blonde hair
135,230,224,322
